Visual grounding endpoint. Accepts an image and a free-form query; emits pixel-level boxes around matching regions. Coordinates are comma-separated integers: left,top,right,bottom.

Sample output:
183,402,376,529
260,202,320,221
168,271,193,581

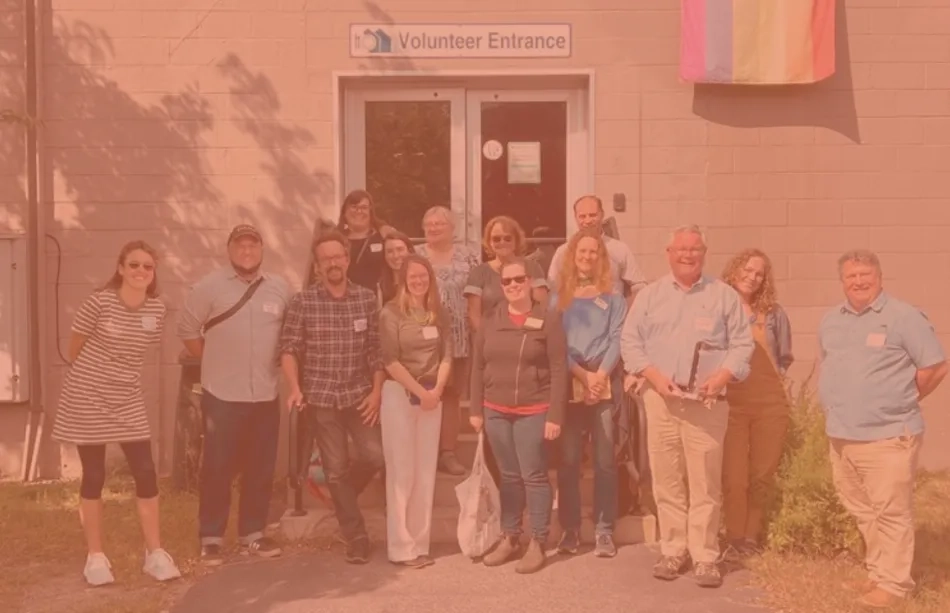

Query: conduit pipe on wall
19,0,45,483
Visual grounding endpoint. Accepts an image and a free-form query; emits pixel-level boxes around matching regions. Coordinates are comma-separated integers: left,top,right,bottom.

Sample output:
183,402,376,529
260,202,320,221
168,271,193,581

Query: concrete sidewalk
172,544,771,613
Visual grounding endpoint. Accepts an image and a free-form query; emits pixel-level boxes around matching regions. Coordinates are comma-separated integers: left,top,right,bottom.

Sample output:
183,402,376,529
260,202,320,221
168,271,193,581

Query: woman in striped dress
52,240,181,587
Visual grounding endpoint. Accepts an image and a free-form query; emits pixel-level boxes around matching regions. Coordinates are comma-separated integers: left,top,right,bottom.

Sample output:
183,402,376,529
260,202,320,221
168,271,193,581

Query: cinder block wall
0,0,947,477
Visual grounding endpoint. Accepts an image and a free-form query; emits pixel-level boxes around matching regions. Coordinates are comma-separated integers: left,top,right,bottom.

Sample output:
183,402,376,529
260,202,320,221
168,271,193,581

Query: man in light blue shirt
178,224,293,566
621,224,753,589
818,249,946,608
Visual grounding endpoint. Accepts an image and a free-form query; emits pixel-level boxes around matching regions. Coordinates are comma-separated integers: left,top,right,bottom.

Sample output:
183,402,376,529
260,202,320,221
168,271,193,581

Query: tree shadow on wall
0,2,27,232
217,52,335,287
0,8,337,476
690,0,860,143
357,1,428,73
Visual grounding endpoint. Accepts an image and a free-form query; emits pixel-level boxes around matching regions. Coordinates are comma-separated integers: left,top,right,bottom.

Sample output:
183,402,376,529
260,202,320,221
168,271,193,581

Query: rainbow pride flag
680,0,836,85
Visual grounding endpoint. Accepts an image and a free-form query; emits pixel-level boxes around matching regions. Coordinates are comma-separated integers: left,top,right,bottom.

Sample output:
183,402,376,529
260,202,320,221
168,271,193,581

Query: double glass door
344,87,587,256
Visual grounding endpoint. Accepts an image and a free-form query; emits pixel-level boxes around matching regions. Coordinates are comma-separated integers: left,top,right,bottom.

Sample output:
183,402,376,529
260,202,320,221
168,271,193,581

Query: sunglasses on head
490,235,513,244
127,262,155,272
500,275,527,286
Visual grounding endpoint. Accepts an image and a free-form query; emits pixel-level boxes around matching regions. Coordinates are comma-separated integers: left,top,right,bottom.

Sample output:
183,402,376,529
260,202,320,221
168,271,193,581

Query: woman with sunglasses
379,231,416,305
552,228,627,559
378,254,453,568
469,258,567,574
338,189,396,292
52,241,181,586
464,215,548,333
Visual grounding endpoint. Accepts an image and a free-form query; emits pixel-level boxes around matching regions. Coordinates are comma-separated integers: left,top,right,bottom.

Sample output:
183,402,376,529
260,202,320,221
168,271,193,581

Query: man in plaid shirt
280,232,385,564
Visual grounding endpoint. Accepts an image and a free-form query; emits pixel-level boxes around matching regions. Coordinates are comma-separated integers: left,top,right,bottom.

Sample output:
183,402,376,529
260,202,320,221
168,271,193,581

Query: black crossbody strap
203,276,264,334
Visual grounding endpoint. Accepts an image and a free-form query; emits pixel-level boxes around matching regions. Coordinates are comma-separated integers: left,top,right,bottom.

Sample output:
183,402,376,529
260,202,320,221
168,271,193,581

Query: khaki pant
722,407,789,542
642,387,730,563
829,435,921,598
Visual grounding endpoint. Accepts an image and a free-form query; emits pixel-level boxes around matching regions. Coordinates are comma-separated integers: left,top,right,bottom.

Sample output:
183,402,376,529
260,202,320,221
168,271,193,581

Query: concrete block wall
0,0,947,475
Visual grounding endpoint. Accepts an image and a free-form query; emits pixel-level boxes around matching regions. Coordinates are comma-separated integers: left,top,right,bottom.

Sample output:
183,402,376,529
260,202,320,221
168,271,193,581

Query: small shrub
764,378,863,557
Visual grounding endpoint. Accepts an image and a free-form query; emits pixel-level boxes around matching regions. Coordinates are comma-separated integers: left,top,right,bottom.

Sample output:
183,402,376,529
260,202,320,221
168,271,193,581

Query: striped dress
52,290,165,445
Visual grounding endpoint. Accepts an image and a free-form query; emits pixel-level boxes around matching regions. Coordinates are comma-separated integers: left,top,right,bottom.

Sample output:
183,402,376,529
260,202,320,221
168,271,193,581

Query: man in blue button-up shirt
818,249,946,608
622,225,753,589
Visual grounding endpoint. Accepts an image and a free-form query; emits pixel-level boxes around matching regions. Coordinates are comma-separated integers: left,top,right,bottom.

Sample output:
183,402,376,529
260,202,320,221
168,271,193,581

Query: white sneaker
83,552,115,587
143,548,182,582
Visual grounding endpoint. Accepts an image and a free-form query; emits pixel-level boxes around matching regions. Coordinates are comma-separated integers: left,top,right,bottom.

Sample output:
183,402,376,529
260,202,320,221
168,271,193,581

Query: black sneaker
200,543,225,567
242,536,282,558
593,533,617,558
556,530,580,555
694,562,723,588
345,537,370,564
652,554,690,581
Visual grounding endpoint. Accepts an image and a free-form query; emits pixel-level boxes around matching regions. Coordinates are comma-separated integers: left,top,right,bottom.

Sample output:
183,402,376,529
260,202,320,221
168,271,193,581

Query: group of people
51,190,946,610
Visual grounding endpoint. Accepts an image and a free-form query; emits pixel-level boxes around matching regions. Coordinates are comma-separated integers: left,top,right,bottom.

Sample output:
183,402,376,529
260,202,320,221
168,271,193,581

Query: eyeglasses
317,254,347,265
127,262,155,272
671,247,706,255
490,235,514,244
501,275,527,286
348,204,370,213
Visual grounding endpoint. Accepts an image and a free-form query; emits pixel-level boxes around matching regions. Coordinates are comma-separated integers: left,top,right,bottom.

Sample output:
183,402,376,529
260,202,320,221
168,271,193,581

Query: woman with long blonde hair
553,228,627,559
720,248,793,555
378,254,453,567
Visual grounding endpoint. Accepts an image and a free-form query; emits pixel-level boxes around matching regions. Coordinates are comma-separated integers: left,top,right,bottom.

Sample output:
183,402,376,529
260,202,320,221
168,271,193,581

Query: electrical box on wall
0,236,30,403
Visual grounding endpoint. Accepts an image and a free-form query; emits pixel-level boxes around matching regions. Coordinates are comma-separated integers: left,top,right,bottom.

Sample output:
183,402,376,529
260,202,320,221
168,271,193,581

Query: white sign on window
350,24,572,59
507,142,541,184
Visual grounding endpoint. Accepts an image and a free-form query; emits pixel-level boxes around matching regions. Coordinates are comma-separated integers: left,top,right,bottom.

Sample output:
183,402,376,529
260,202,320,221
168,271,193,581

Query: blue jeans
483,408,552,541
309,404,385,543
199,390,280,545
558,400,618,535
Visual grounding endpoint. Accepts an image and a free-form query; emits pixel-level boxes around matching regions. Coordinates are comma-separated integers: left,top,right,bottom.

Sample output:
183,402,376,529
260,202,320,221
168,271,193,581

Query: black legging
77,441,158,500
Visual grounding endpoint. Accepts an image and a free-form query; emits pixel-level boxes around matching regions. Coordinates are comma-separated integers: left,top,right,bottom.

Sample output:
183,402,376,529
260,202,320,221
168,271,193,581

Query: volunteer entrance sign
350,24,572,58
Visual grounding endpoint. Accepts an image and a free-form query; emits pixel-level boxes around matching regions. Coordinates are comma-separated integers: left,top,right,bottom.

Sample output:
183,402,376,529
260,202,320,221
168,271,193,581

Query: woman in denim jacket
720,248,794,555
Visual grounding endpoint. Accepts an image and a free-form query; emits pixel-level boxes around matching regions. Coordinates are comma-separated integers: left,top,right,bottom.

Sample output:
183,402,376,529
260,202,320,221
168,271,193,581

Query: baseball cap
228,224,262,244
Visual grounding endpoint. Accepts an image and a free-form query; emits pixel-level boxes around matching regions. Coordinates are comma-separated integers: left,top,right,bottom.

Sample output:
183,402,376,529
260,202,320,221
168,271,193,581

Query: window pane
364,101,451,237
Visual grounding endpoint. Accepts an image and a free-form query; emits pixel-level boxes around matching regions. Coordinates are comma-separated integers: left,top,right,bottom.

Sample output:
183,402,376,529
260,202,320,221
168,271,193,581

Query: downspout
20,0,44,482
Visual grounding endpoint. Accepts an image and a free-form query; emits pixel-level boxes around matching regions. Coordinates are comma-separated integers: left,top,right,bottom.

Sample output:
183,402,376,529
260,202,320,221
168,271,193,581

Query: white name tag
354,318,367,332
524,317,543,330
370,243,382,253
593,297,608,310
866,332,886,348
695,317,714,332
422,326,439,340
141,316,157,331
263,302,280,315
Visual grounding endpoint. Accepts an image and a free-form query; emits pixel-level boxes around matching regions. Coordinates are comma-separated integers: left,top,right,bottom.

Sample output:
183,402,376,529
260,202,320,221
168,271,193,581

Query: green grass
0,477,202,613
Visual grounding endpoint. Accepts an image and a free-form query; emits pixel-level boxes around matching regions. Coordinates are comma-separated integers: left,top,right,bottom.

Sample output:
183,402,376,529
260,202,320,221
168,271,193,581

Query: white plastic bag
455,432,502,558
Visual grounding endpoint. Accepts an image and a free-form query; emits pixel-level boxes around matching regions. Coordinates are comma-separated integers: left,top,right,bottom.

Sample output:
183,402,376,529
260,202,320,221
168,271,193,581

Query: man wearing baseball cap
178,223,293,566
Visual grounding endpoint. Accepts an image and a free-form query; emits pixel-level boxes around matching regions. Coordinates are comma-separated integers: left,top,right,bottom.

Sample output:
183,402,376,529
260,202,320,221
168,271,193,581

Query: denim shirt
752,304,794,374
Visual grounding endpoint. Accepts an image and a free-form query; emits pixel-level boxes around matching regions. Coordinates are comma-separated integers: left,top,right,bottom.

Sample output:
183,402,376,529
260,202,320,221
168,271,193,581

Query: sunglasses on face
501,275,527,286
490,235,513,244
127,262,155,272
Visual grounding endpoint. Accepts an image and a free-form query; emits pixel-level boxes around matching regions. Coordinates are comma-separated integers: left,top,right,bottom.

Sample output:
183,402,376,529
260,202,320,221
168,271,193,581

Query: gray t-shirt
463,260,548,317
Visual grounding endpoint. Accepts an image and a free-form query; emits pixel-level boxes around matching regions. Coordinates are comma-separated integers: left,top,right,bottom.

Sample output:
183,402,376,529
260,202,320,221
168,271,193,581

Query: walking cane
287,404,308,517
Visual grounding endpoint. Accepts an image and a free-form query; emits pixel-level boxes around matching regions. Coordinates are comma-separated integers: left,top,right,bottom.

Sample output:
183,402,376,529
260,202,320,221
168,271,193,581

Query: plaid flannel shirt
278,282,383,410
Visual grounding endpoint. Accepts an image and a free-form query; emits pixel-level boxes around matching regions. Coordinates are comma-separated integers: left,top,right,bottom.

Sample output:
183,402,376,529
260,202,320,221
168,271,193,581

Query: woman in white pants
378,254,453,567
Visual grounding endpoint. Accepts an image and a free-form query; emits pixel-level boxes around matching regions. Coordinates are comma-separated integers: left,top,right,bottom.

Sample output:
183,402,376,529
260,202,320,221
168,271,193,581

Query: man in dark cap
178,223,293,566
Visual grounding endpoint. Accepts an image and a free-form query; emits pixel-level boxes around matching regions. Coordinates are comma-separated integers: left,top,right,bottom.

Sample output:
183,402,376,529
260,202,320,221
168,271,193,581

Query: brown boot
515,539,547,574
842,578,876,592
483,536,521,567
858,587,903,609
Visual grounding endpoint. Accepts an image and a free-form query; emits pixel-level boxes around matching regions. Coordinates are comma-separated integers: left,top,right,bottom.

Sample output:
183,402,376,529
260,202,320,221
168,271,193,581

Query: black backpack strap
203,276,264,334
